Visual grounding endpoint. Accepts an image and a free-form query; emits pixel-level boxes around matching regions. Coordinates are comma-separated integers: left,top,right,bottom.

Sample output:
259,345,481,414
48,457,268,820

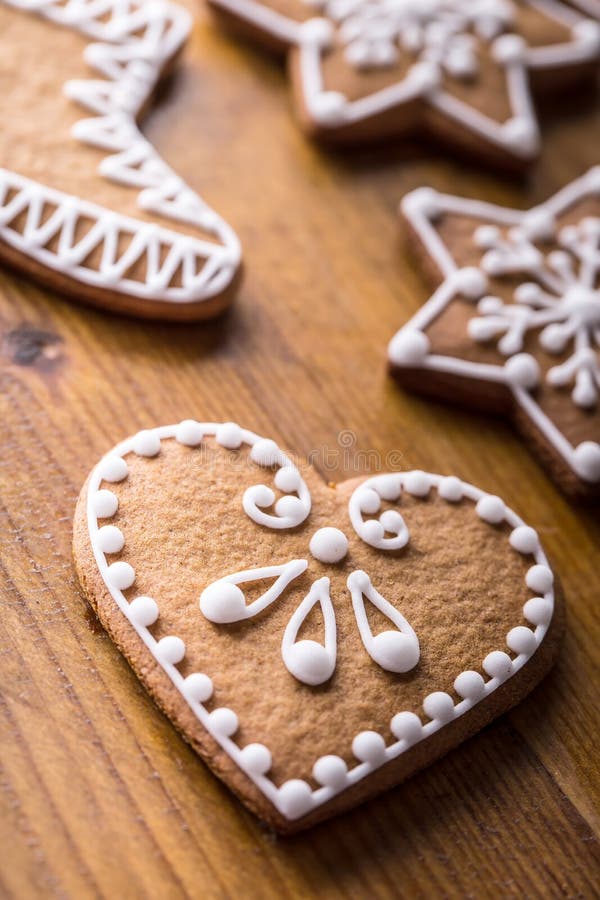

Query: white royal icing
87,422,556,821
200,560,309,623
309,526,349,562
389,167,600,484
301,0,515,74
0,0,241,304
202,464,420,683
348,474,409,549
347,570,420,673
207,0,599,159
281,576,337,685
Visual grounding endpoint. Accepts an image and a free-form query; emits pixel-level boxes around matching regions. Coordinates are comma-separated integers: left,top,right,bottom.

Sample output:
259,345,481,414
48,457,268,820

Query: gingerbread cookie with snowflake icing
73,420,563,831
388,167,600,501
0,0,241,320
207,0,599,167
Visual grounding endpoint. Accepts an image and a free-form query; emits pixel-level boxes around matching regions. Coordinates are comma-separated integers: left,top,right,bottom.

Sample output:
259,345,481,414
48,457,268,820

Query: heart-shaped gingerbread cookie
73,421,563,831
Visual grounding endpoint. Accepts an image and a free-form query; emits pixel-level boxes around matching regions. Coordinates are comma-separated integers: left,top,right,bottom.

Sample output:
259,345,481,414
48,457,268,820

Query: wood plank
1,4,599,896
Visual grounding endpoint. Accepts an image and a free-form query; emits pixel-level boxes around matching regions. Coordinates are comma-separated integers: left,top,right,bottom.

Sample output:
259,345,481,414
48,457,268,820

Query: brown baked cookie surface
206,0,600,167
0,0,241,320
73,421,563,832
388,168,600,502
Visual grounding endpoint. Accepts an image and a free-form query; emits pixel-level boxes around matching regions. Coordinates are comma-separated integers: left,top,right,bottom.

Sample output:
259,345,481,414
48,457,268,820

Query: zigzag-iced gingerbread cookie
388,168,600,501
207,0,599,167
0,0,241,320
73,420,563,831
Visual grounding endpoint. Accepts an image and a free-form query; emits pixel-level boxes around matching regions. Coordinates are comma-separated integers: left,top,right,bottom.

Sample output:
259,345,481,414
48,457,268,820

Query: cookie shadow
2,263,241,364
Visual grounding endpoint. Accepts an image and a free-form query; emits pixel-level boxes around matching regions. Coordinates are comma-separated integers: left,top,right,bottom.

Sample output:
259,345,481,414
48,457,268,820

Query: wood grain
1,3,599,896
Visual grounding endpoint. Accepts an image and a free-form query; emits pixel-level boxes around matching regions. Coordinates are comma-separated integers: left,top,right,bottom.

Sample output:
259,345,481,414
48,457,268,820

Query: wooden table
1,5,599,897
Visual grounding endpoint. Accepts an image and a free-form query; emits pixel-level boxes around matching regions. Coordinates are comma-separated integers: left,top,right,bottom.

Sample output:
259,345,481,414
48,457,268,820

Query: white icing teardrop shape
200,559,308,624
200,582,246,623
347,570,420,674
281,577,336,686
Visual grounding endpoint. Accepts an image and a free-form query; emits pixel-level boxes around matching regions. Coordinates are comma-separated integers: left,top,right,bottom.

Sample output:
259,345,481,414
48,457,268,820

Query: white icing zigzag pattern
87,422,556,821
388,167,600,485
0,0,241,303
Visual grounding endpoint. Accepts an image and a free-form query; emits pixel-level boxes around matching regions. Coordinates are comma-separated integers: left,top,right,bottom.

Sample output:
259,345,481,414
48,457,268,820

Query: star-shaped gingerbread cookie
0,0,241,319
388,167,600,501
208,0,600,167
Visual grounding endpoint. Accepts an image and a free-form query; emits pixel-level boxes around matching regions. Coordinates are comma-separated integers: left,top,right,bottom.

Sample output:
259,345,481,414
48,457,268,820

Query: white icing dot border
206,0,599,160
86,422,555,822
0,0,241,304
388,167,600,486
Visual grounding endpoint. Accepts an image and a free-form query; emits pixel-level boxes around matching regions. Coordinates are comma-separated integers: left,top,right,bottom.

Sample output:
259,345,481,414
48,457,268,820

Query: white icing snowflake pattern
303,0,516,72
471,215,600,408
388,169,600,486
